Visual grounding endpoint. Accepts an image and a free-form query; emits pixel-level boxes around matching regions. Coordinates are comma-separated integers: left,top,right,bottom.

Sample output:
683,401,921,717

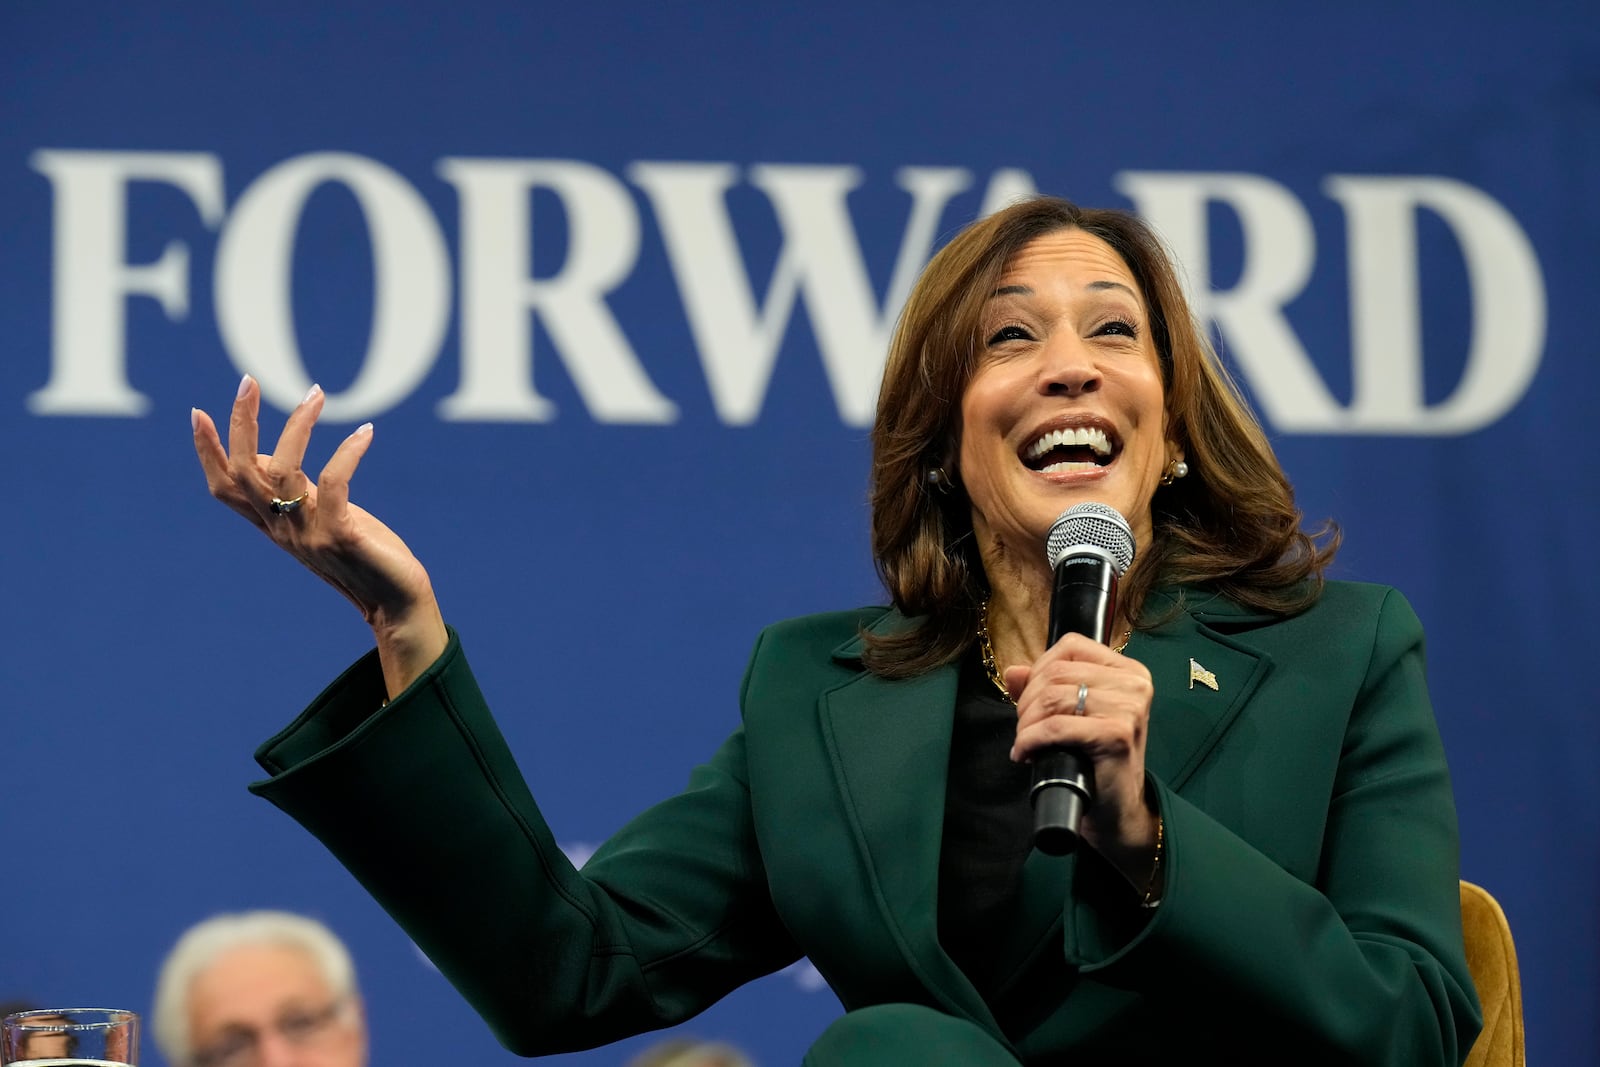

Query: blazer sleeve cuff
252,625,466,781
1061,772,1169,969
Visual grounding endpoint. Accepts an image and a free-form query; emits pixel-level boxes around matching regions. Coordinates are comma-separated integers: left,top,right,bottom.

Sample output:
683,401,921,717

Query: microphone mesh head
1047,502,1136,574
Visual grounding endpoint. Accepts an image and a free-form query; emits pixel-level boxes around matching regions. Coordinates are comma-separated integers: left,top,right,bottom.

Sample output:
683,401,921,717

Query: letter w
629,164,971,426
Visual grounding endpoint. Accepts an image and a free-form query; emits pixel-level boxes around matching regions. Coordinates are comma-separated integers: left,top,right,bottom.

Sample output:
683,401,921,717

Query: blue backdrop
2,3,1594,1064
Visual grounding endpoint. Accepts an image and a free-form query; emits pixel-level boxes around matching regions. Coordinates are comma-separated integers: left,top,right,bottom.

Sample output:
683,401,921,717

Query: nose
1036,333,1101,396
255,1030,304,1067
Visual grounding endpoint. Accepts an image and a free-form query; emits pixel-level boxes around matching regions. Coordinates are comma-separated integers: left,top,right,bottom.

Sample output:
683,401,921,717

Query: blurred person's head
2,1008,73,1060
152,911,366,1067
627,1037,755,1067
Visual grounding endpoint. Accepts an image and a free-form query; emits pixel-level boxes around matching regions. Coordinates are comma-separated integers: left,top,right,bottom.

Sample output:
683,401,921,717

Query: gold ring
269,491,308,516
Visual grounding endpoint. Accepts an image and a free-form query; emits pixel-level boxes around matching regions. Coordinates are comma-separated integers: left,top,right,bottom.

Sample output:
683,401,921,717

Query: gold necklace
978,598,1130,705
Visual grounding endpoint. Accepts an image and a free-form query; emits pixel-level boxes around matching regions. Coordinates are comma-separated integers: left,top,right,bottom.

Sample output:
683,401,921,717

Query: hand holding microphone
1004,503,1157,862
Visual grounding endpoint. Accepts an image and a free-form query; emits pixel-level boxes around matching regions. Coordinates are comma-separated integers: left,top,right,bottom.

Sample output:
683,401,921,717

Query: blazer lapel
815,593,1272,1028
1138,588,1274,790
821,616,1008,1040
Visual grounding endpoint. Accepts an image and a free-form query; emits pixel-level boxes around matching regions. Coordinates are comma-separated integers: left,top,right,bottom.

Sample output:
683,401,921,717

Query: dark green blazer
251,581,1481,1064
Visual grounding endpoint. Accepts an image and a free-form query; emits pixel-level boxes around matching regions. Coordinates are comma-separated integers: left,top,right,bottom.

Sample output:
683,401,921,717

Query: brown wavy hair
863,196,1338,678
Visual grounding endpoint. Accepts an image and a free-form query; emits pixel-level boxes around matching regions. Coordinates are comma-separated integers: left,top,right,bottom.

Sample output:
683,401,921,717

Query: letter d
1325,175,1546,434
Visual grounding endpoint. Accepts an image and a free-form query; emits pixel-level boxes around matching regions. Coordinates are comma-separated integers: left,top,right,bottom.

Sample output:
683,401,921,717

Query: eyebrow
991,281,1139,299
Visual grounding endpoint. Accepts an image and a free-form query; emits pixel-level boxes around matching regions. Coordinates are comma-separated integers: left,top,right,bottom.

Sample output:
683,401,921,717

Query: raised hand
192,375,449,696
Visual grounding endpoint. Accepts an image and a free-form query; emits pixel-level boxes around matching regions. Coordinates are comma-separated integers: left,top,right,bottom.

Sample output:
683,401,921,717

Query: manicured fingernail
303,383,323,404
190,407,201,431
354,422,373,436
236,374,253,399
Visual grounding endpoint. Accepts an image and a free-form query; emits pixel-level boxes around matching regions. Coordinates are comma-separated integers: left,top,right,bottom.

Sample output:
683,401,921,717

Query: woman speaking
192,197,1481,1064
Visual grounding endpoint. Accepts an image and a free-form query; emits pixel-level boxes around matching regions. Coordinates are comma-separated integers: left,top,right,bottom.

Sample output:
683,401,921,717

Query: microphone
1031,502,1137,856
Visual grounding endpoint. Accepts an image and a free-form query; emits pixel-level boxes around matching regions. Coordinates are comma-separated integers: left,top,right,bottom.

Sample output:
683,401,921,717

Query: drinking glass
1,1008,138,1066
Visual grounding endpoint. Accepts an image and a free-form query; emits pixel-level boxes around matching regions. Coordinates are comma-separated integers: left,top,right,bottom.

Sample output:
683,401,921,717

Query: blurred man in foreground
152,911,367,1067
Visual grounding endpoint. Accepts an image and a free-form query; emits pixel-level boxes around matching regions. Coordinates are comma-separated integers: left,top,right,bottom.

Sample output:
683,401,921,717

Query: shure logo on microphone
27,151,1545,436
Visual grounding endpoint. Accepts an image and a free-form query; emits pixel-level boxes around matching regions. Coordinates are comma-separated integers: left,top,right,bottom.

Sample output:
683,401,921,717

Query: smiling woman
194,195,1482,1065
866,200,1336,679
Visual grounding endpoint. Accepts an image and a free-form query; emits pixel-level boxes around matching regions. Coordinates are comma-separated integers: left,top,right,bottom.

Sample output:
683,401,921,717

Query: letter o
214,152,451,420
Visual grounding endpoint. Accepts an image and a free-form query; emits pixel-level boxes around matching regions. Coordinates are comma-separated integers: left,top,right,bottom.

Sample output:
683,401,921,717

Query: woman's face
958,228,1177,572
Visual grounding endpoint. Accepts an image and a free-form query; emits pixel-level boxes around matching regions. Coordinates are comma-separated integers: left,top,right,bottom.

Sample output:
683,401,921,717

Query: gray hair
626,1038,755,1067
151,910,358,1066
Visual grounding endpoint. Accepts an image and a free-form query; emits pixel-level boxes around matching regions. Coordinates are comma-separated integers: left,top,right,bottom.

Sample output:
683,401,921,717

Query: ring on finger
1074,683,1089,715
269,490,308,516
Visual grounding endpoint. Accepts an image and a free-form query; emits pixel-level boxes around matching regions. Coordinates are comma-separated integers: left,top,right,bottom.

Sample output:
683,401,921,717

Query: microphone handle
1031,558,1117,855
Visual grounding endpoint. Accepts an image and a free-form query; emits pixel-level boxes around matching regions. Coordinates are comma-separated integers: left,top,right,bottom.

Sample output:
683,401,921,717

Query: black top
938,648,1035,998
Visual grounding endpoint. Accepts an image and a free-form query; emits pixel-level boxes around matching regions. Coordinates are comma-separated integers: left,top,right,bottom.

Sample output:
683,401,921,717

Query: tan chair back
1460,880,1525,1067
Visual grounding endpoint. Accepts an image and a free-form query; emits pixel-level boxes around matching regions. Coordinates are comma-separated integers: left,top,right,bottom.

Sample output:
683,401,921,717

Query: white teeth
1024,426,1113,460
1039,460,1100,474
